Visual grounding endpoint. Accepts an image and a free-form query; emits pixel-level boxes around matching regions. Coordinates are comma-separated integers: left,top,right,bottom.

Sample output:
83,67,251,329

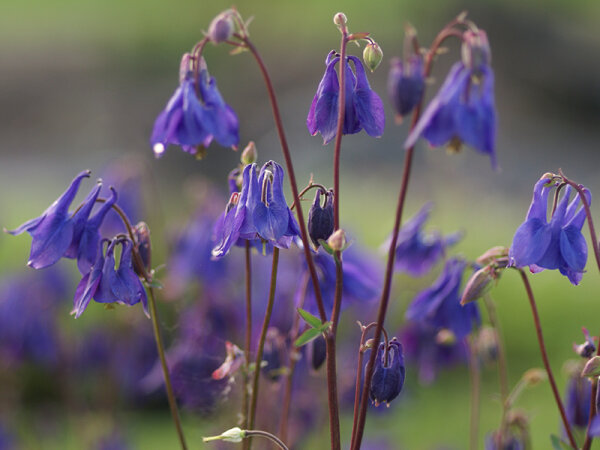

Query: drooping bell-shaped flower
405,30,497,168
565,373,592,430
406,258,480,339
388,202,462,277
369,339,405,407
307,51,384,144
307,189,334,248
509,175,591,285
388,54,425,121
6,170,91,269
151,54,239,158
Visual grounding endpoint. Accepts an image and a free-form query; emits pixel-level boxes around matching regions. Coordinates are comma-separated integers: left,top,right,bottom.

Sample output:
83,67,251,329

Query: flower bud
363,41,383,72
208,10,235,44
327,229,346,252
333,12,347,27
308,334,327,371
240,141,258,165
133,222,152,276
461,265,494,305
369,339,405,407
203,427,246,443
387,55,425,122
582,356,600,378
308,190,334,248
574,327,596,359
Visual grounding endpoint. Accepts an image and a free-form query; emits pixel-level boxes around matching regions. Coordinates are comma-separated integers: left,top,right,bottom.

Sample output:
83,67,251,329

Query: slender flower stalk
516,268,578,449
468,336,480,450
241,241,252,450
352,20,466,449
247,247,280,450
244,430,289,450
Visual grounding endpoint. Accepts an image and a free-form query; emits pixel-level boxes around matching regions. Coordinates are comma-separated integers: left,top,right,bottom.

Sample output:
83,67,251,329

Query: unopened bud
133,222,152,276
333,12,347,27
203,427,246,443
327,229,346,252
461,266,494,305
241,141,258,165
476,246,509,266
363,41,383,72
308,189,334,248
522,368,546,386
582,356,600,378
208,10,235,44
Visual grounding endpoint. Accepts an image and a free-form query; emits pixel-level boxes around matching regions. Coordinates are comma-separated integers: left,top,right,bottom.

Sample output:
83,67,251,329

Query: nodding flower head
369,339,405,407
308,189,334,248
388,55,425,122
509,175,591,285
406,258,480,339
307,51,385,144
151,54,239,158
405,29,496,168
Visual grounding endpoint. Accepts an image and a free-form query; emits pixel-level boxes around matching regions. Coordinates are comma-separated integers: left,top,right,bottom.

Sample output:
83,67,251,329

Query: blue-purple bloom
307,51,385,144
565,374,592,429
6,170,91,269
369,339,405,407
389,203,461,277
151,55,239,158
212,161,300,258
72,238,148,318
388,55,425,121
405,30,496,168
484,432,526,450
406,258,480,339
509,176,591,285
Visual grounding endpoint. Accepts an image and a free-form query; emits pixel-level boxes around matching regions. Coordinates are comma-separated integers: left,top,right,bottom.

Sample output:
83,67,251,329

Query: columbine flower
308,189,334,248
72,238,148,318
6,170,91,269
369,339,405,407
405,258,480,339
565,373,592,430
509,176,591,285
405,30,496,168
388,55,425,122
388,202,461,277
307,51,384,144
151,54,239,158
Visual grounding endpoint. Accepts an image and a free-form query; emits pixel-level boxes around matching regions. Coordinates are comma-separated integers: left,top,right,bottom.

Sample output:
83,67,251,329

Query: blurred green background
2,0,600,448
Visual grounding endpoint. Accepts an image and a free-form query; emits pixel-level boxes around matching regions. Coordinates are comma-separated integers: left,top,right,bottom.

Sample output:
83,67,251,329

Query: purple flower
307,51,385,144
509,176,591,285
369,339,405,407
406,258,480,340
6,170,91,269
308,189,334,248
389,202,461,277
405,30,496,168
400,321,467,384
151,55,239,158
72,238,148,318
212,161,299,258
565,374,592,429
388,55,425,121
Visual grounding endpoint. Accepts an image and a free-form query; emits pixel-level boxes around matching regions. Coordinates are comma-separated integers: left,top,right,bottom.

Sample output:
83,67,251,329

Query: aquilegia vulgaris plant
7,7,600,450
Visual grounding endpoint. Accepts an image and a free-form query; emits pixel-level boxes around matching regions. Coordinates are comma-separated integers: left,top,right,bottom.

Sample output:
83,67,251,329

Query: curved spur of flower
369,339,405,407
69,187,118,274
307,51,384,144
405,258,480,339
389,202,462,277
405,61,496,168
6,170,91,269
151,57,239,157
509,176,591,285
212,164,257,259
251,161,300,248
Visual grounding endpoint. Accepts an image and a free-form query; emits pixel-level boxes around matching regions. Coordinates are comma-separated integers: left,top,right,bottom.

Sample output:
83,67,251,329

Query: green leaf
146,279,164,290
550,435,571,450
294,328,322,347
317,321,332,333
297,308,322,329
